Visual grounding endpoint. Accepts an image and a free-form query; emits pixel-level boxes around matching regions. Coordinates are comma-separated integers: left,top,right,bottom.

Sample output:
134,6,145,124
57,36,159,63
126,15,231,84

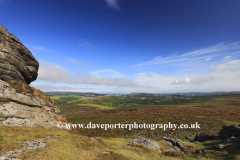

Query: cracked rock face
0,79,59,128
0,24,38,84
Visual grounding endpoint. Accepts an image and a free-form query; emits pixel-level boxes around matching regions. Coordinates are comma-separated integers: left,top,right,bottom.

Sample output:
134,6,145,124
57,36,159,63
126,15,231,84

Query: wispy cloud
90,69,123,78
210,62,240,72
133,64,240,92
65,57,87,66
79,39,94,48
105,0,120,10
223,56,231,59
172,76,216,84
131,42,240,67
228,60,240,64
37,60,137,87
31,84,94,91
205,57,212,61
179,42,238,57
32,46,61,54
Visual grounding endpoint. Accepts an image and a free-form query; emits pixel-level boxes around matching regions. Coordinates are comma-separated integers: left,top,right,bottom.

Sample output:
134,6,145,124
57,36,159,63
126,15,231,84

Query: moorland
1,92,240,160
48,92,240,159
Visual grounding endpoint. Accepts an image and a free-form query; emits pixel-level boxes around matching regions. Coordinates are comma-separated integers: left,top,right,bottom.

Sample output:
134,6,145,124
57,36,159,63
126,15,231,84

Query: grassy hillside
1,93,240,159
2,125,239,160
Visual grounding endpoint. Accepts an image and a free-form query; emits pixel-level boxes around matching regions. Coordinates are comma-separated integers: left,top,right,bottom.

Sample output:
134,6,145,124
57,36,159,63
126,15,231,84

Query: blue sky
1,0,240,93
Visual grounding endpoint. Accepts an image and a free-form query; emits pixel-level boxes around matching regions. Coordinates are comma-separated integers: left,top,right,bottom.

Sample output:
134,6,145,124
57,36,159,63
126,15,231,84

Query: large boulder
0,24,38,84
0,79,63,128
194,133,210,142
218,125,240,139
0,24,68,128
127,137,161,152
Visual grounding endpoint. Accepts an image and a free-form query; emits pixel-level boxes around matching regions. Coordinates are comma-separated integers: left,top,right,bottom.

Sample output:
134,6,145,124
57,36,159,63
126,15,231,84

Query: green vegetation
0,98,11,104
50,95,80,105
0,126,181,160
51,93,240,159
2,91,240,159
47,92,198,109
46,92,240,109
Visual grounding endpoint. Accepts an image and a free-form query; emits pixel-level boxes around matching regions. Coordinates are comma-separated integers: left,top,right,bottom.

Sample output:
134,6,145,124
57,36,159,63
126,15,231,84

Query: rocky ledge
0,79,65,128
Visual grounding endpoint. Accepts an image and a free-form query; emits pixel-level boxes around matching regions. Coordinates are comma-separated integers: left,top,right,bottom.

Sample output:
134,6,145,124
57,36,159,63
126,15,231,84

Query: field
2,93,239,159
45,92,240,159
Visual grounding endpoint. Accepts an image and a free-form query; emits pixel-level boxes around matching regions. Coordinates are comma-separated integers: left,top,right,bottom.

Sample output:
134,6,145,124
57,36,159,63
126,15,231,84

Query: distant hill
44,92,107,97
45,91,240,98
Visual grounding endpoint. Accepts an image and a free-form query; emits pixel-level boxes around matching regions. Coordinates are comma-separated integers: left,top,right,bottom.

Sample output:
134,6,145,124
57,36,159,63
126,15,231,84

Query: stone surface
127,137,161,152
215,144,223,149
202,149,207,154
0,135,58,160
194,133,210,142
160,139,182,153
196,150,202,154
0,24,38,84
0,79,66,128
164,146,181,152
218,125,240,139
160,137,184,153
162,136,183,148
161,139,173,146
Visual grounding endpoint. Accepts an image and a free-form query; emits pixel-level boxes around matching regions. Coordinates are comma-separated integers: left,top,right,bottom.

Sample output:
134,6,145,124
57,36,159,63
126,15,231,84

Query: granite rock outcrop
0,24,66,128
0,79,63,128
0,24,38,84
218,125,240,139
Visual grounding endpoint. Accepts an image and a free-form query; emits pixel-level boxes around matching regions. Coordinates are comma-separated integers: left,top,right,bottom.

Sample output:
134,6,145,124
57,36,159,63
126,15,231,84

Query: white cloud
65,57,86,66
210,63,240,72
133,69,240,92
68,58,79,64
133,59,240,92
37,60,137,87
90,69,123,78
76,72,137,87
205,57,211,61
179,42,238,58
32,46,61,54
224,56,231,59
133,72,174,89
228,60,240,64
105,0,120,10
131,42,240,67
38,60,75,83
172,76,215,84
31,84,94,91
